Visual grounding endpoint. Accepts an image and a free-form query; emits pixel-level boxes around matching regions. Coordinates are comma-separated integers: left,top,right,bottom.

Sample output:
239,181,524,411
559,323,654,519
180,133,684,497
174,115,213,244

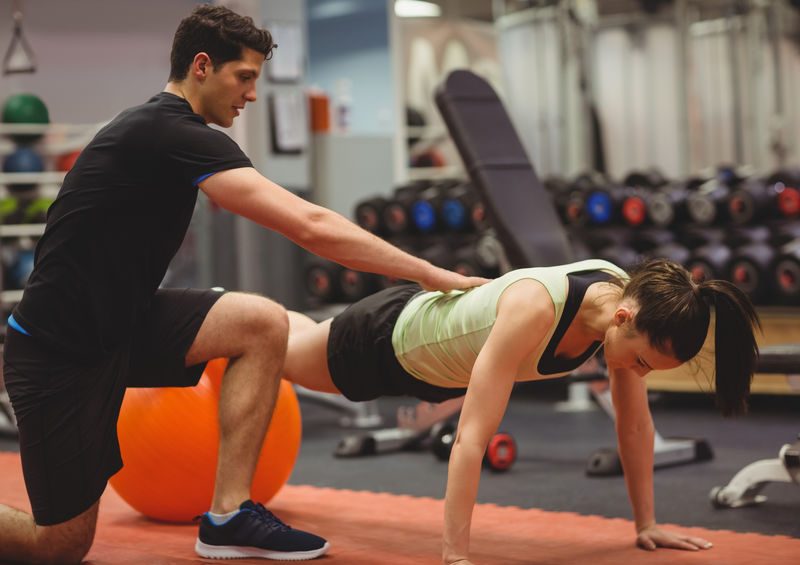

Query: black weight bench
710,344,800,508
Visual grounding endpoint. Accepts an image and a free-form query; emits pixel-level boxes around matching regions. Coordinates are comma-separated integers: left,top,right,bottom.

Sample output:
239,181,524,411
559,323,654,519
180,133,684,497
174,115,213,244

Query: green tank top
391,259,628,388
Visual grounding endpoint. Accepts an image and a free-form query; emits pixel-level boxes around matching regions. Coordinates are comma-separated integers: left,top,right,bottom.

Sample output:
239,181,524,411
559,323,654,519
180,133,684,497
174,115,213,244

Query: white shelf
0,224,46,237
0,122,105,156
0,290,24,304
0,172,66,185
0,123,98,135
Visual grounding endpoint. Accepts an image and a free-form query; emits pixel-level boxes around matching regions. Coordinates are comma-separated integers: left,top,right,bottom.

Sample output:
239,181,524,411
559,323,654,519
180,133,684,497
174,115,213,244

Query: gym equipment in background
431,422,518,473
440,182,489,232
409,179,461,234
435,69,573,268
710,344,800,508
687,242,733,282
304,259,345,304
727,241,776,304
355,195,388,234
382,181,432,235
550,176,588,227
2,146,44,191
773,239,800,305
1,93,48,143
727,176,800,225
687,178,735,226
646,180,695,228
584,370,713,476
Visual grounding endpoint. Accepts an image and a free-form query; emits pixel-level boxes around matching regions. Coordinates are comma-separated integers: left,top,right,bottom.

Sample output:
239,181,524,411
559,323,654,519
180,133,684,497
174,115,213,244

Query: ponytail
698,281,761,416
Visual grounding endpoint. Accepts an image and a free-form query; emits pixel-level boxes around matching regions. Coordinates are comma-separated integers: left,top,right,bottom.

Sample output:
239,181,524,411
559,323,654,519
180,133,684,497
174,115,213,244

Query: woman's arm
610,368,713,551
442,281,554,565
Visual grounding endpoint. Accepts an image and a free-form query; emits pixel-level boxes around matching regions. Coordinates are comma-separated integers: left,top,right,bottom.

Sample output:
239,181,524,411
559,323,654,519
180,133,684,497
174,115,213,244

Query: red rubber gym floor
1,452,797,564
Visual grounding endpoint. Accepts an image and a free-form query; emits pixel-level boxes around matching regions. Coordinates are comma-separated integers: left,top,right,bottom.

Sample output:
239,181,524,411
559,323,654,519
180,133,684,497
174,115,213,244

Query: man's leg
0,500,98,565
185,292,289,515
184,292,328,560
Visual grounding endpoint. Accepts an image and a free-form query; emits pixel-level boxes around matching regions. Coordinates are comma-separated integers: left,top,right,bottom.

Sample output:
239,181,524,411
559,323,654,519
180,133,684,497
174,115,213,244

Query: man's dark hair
622,259,761,417
169,5,275,81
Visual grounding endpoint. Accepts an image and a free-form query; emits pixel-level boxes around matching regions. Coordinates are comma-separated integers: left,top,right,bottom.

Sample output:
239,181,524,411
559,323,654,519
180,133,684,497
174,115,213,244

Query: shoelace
249,502,292,533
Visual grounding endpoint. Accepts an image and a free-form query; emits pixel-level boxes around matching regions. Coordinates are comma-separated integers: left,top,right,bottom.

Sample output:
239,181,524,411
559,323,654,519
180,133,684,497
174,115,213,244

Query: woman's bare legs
285,312,340,393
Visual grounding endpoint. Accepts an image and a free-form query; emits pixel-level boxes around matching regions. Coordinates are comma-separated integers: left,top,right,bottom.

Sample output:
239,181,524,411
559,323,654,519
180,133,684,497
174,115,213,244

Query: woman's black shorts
327,284,467,404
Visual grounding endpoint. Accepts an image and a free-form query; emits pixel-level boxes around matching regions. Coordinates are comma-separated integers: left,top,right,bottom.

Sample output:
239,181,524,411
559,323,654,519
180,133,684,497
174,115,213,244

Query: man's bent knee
188,293,289,364
35,503,98,565
234,294,289,352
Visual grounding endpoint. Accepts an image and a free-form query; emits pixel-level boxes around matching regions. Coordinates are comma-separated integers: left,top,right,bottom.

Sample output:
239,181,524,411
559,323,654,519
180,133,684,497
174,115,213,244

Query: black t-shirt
14,92,252,356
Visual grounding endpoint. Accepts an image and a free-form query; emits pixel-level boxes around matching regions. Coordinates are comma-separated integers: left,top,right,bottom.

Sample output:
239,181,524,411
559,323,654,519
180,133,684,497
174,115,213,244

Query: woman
284,258,760,565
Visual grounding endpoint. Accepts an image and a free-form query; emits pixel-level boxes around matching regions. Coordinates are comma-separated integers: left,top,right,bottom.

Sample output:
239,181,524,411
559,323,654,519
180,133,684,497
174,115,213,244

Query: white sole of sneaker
194,539,330,561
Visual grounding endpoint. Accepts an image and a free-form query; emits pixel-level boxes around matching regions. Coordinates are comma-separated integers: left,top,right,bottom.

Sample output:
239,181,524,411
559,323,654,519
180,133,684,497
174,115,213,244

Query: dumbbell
727,243,777,304
646,181,694,228
409,180,463,234
432,422,517,472
561,172,615,226
410,186,446,234
354,196,389,234
687,179,733,226
619,189,650,227
773,239,800,305
304,259,344,303
440,182,488,233
552,180,588,227
585,184,641,226
687,243,733,283
382,181,432,235
727,177,800,225
339,269,381,302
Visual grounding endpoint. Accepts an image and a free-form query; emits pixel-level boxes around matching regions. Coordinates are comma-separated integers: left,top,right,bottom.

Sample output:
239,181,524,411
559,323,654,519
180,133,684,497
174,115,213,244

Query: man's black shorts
2,288,225,526
327,284,467,404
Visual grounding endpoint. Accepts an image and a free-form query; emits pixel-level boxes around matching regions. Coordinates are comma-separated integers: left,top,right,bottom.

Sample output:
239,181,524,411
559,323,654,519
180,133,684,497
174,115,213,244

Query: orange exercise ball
109,364,301,523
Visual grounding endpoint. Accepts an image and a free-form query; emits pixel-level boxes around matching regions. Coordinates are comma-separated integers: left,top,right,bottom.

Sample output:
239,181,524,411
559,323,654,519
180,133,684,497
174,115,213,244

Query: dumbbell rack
0,120,97,436
0,120,100,309
0,185,56,307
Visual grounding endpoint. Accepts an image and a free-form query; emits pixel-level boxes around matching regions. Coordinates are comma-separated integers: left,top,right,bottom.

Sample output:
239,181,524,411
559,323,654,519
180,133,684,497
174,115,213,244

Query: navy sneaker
195,500,330,561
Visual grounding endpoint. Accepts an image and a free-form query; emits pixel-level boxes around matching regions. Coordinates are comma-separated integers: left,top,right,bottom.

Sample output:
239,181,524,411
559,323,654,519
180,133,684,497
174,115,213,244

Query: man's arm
443,280,554,565
610,368,713,551
200,167,487,291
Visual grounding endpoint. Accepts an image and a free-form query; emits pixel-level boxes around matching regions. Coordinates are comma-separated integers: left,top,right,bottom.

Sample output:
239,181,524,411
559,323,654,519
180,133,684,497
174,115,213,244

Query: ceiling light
394,0,442,18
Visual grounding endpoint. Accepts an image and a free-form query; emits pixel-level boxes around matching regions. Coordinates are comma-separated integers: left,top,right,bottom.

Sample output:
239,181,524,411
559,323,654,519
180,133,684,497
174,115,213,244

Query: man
0,6,485,564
